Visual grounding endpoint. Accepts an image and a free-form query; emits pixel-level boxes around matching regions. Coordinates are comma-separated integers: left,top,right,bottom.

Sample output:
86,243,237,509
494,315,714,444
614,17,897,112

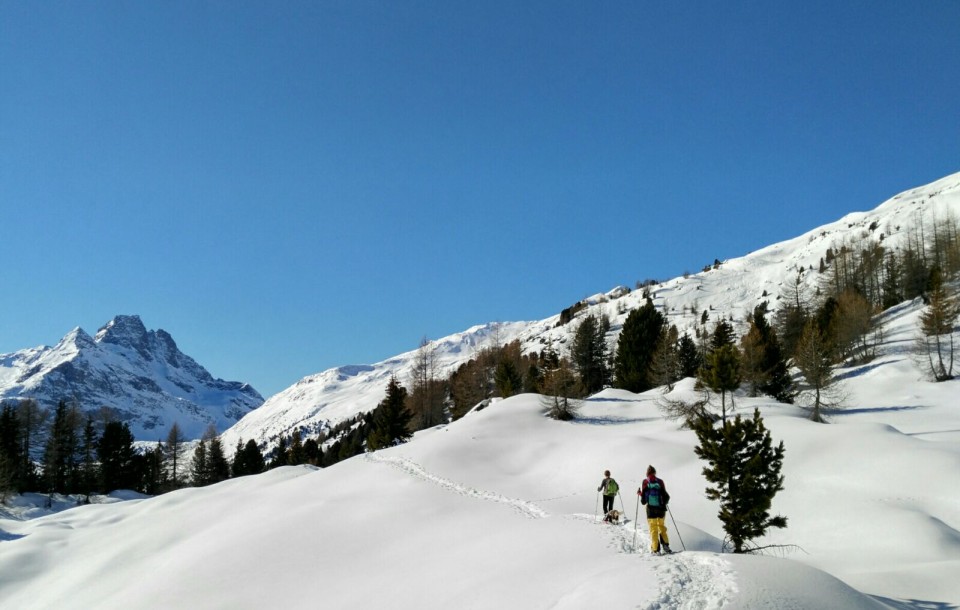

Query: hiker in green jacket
598,470,619,517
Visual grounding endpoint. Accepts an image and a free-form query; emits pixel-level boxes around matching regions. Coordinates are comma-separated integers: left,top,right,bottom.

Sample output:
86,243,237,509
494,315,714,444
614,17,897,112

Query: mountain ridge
0,314,263,440
221,170,960,451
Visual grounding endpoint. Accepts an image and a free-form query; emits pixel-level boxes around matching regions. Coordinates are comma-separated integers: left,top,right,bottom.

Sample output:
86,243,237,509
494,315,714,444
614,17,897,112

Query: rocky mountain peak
94,314,149,349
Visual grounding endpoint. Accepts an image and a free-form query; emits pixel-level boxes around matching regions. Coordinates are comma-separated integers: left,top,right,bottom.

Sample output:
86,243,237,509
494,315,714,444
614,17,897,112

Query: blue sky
2,1,958,398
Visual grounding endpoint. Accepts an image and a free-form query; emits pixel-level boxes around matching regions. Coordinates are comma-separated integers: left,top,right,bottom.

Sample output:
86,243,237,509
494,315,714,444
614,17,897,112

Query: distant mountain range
220,170,960,452
0,315,263,440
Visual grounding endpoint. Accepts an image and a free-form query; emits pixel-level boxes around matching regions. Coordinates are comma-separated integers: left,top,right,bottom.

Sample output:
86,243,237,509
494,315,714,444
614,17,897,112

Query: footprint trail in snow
367,453,737,608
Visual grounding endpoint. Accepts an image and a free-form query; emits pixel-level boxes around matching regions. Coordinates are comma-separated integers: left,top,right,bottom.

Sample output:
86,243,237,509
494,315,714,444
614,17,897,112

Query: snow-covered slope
0,315,263,440
1,295,957,607
225,171,960,450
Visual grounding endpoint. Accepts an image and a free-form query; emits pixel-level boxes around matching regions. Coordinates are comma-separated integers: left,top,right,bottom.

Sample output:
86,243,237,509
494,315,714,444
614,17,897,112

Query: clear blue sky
2,1,958,397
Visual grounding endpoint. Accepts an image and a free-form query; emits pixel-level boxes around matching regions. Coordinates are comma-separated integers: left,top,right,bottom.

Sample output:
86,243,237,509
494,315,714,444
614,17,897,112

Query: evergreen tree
523,362,542,394
232,439,266,477
710,320,736,350
77,416,99,496
43,400,82,493
650,325,681,390
205,434,230,484
494,358,523,398
16,399,46,490
613,300,666,393
98,421,137,492
677,334,702,379
570,314,610,394
700,344,742,423
367,377,413,451
139,442,166,495
190,436,208,486
692,409,787,553
0,404,23,495
740,304,794,404
287,430,306,465
304,438,321,466
270,436,289,469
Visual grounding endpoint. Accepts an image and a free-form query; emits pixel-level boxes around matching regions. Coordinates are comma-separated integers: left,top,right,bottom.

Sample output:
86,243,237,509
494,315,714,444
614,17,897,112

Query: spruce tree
232,439,265,477
0,404,23,495
692,409,787,553
206,435,231,484
43,400,81,493
700,344,742,423
613,300,666,393
367,377,413,451
677,334,702,379
288,430,306,465
494,359,523,398
570,314,609,395
741,305,794,403
98,421,136,492
190,437,209,486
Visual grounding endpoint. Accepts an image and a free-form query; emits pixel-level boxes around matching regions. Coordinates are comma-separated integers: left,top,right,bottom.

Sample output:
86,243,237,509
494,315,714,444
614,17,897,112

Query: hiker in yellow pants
638,465,672,554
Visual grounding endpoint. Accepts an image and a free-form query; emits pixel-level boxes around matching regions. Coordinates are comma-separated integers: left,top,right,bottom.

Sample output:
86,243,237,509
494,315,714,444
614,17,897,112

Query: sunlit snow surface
1,304,958,607
2,173,960,607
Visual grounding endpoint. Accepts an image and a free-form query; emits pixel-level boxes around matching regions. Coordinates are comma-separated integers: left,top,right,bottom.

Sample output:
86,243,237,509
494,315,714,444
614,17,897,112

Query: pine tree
190,437,209,486
700,344,742,423
0,404,23,497
613,300,666,393
232,439,265,477
98,421,136,492
270,436,289,469
710,320,736,350
740,304,794,403
494,359,523,398
692,409,787,553
287,430,306,465
367,377,413,451
206,435,231,484
677,334,702,379
43,400,82,493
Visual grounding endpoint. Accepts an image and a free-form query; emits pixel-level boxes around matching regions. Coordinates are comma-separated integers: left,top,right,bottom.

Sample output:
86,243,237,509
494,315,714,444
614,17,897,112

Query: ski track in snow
368,454,737,608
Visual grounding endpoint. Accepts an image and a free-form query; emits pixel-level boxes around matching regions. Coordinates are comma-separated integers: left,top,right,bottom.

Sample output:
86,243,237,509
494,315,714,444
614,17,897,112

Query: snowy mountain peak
0,316,264,440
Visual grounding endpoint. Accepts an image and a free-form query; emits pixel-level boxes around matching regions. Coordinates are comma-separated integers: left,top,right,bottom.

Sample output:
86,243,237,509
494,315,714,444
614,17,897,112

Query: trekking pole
594,491,600,523
618,491,627,517
667,505,686,551
632,494,640,551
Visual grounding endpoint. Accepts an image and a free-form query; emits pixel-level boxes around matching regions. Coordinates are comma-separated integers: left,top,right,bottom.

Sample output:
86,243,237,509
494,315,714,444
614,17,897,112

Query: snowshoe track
367,453,737,608
365,454,549,519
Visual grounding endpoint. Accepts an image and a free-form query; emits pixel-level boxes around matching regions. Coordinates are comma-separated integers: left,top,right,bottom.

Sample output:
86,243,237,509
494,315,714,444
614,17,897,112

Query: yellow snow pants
648,517,669,551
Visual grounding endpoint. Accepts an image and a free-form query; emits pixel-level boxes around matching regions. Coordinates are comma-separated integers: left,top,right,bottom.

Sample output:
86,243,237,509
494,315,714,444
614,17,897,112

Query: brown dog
603,509,621,524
